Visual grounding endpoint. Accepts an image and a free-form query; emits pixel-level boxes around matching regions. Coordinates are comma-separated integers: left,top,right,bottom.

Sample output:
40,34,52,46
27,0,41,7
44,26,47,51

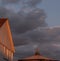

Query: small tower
34,48,40,55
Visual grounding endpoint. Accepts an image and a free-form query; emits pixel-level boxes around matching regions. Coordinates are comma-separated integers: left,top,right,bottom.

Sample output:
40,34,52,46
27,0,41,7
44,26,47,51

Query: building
0,18,15,61
18,48,58,61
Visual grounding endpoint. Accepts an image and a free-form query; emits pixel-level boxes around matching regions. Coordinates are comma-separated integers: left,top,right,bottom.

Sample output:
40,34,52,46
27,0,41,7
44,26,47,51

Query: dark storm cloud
13,27,60,46
13,34,32,46
26,0,42,7
0,7,47,34
14,27,60,60
0,0,47,46
0,7,11,17
0,7,16,18
11,8,47,34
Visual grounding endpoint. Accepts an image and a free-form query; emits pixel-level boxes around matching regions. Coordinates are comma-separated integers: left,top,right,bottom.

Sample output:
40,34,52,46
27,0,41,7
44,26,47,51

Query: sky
0,0,60,26
0,0,60,60
39,0,60,27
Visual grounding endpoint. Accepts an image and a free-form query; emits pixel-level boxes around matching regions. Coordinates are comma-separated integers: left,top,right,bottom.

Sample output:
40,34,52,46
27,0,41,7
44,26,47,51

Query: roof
18,54,58,61
23,55,51,60
0,18,7,27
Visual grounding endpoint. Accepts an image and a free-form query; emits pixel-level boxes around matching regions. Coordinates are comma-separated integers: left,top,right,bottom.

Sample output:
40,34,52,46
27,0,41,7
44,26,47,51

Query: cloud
26,0,42,7
0,7,10,17
13,27,60,46
14,27,60,60
0,0,47,46
1,0,42,12
11,9,47,34
0,7,47,34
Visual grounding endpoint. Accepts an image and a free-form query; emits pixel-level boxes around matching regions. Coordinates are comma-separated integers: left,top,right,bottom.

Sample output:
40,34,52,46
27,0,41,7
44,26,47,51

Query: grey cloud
26,0,42,7
0,7,47,34
0,0,47,46
0,7,10,17
13,27,60,46
0,7,15,18
13,27,60,60
12,28,47,46
0,0,46,34
10,8,47,34
0,8,46,37
13,34,32,46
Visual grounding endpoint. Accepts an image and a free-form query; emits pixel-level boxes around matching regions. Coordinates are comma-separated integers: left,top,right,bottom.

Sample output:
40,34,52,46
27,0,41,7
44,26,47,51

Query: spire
34,48,40,55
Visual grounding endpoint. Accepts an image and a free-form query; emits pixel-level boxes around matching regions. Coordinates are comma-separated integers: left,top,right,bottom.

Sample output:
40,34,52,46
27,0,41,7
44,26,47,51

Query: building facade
0,18,15,61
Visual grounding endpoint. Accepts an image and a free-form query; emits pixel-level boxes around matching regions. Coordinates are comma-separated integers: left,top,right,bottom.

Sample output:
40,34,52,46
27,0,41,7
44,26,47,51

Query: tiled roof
23,55,51,60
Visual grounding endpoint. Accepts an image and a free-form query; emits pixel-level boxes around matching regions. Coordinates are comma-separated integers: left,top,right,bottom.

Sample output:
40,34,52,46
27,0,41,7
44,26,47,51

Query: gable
0,18,7,27
0,18,15,52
